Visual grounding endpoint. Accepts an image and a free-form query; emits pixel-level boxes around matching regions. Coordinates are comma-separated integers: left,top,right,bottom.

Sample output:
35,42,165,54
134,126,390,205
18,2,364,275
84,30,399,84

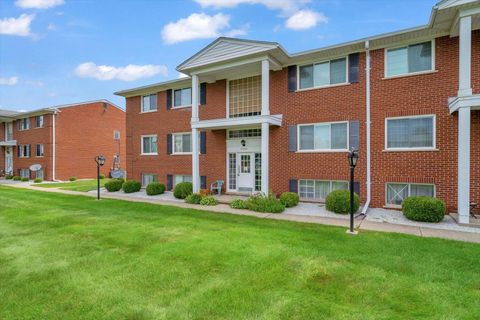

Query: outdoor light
94,155,106,200
241,139,246,147
347,149,359,235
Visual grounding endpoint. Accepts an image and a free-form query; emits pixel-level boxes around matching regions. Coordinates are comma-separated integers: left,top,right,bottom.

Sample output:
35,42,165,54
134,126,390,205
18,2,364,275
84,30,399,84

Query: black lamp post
347,149,359,235
94,155,105,200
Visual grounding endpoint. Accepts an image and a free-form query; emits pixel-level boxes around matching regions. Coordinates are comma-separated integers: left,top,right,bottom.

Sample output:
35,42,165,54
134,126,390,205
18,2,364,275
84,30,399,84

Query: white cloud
0,77,19,86
0,14,35,37
195,0,307,15
15,0,64,9
285,10,327,30
225,24,249,37
74,62,168,82
47,23,56,31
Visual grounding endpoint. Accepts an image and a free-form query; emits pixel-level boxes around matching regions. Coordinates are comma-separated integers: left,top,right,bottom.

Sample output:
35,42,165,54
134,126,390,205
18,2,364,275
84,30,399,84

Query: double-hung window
20,169,30,179
386,183,435,206
141,135,158,155
173,133,192,154
298,122,348,151
18,145,30,158
299,180,348,202
142,94,157,112
141,173,157,187
173,88,192,108
35,115,44,128
386,115,435,150
174,175,192,186
299,57,347,89
18,118,30,131
36,144,44,157
386,41,433,77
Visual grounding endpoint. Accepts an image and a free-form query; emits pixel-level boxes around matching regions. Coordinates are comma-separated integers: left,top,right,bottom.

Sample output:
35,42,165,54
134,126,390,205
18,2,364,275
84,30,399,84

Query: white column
458,107,471,224
261,59,270,116
458,15,472,97
191,74,200,193
261,122,269,194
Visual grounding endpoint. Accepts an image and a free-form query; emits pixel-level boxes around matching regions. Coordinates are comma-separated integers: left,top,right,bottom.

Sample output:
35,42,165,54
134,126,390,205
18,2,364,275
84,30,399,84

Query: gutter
361,40,372,215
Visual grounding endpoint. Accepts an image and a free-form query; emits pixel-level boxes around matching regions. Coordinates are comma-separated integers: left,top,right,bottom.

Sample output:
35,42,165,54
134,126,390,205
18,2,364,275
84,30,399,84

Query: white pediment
177,38,280,71
436,0,479,10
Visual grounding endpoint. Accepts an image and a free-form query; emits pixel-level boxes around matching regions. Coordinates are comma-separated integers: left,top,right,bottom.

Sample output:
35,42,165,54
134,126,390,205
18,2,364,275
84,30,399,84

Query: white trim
52,112,56,180
384,182,436,208
297,179,349,202
381,70,438,80
140,134,158,155
192,114,282,130
295,82,351,93
297,55,349,90
172,132,193,155
173,87,192,109
384,114,436,151
384,39,435,79
35,144,44,157
140,94,158,113
297,121,350,152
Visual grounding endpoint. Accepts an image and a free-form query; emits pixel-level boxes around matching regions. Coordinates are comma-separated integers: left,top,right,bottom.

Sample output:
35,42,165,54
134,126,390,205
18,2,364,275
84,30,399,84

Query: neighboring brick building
0,100,126,181
115,0,480,223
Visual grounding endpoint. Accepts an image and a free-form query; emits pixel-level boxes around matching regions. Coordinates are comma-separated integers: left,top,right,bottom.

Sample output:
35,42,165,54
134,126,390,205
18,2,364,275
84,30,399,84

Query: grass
33,179,110,192
0,186,479,319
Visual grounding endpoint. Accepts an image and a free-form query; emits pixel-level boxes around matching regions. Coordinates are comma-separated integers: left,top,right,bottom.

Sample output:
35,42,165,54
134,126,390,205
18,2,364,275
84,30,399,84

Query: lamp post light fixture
94,155,106,200
347,148,359,235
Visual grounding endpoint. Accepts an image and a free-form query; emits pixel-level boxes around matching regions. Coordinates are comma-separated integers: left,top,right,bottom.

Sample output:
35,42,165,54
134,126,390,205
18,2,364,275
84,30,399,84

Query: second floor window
35,115,44,128
298,122,348,151
36,144,44,157
386,41,433,77
173,133,192,154
18,118,29,131
141,135,158,155
299,57,347,89
142,94,157,112
174,88,192,107
386,116,434,150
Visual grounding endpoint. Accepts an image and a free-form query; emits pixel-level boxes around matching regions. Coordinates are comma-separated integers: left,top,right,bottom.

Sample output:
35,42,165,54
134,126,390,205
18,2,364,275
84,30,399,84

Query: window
228,76,261,118
142,94,157,112
18,118,30,131
36,169,44,180
114,130,121,141
228,129,262,139
141,135,157,155
386,116,435,150
228,153,236,190
299,57,347,89
36,144,44,157
141,173,157,187
299,180,348,202
174,175,192,186
18,145,30,158
20,169,30,179
173,133,192,154
35,115,44,128
254,153,261,192
386,41,433,77
173,88,192,107
298,122,348,151
386,183,435,206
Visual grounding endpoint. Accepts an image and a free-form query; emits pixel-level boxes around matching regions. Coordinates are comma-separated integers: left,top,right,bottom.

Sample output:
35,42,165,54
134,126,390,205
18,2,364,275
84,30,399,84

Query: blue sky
0,0,435,111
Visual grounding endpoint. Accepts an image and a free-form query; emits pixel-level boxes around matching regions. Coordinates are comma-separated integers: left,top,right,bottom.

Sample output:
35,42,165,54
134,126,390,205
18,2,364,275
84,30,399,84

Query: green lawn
33,179,110,192
1,186,479,319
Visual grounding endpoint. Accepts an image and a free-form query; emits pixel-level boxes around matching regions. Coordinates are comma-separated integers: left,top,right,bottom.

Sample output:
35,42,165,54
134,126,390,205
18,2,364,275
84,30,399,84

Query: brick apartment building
0,100,126,181
115,0,480,223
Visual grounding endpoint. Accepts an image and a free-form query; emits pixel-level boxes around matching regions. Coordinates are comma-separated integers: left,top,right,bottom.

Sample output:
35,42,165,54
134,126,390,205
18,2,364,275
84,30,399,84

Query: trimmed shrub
104,179,123,192
402,196,446,223
200,196,218,206
280,192,300,208
12,176,21,181
173,182,193,199
122,180,141,193
33,178,43,183
5,175,13,180
146,182,165,196
325,190,360,214
99,174,105,179
244,194,285,213
230,199,246,209
69,177,77,182
185,193,203,204
21,177,29,182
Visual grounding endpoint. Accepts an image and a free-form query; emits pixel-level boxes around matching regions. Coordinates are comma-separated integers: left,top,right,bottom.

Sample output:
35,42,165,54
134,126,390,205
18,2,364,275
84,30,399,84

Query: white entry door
237,153,254,192
5,147,13,175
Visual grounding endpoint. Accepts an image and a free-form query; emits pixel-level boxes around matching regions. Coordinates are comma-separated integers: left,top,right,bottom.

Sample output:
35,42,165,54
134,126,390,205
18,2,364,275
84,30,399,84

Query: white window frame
385,182,436,208
20,168,30,179
141,94,158,113
141,135,158,155
35,115,44,128
141,173,158,187
297,121,350,153
384,39,435,78
35,144,44,157
384,114,436,151
298,179,349,202
114,130,121,141
297,56,349,91
174,175,192,186
171,132,201,155
19,144,30,158
18,118,30,131
173,87,192,109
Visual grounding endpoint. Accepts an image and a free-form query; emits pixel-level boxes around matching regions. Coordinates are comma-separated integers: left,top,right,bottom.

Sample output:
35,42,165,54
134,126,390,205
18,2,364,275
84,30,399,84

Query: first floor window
386,116,434,149
299,57,347,89
141,135,157,155
35,115,44,128
174,87,192,107
19,169,30,179
299,180,348,201
173,133,192,154
141,173,158,187
386,183,435,206
299,122,348,151
18,118,30,130
18,145,30,158
174,175,192,186
142,94,157,112
36,144,44,157
386,41,432,77
228,153,236,190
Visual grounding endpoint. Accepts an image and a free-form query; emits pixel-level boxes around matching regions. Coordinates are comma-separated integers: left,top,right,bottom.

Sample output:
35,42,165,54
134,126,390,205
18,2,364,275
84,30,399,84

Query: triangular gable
436,0,477,10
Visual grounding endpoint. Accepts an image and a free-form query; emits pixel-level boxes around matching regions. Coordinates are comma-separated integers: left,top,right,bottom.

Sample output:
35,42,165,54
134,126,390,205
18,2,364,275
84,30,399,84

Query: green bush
146,182,165,196
244,193,285,213
402,196,446,223
12,176,21,181
122,180,141,193
5,175,13,180
33,178,43,183
104,179,123,192
185,193,203,204
69,177,77,182
279,192,300,208
200,196,218,206
173,182,193,199
99,174,105,179
21,177,29,182
230,199,246,209
325,190,360,214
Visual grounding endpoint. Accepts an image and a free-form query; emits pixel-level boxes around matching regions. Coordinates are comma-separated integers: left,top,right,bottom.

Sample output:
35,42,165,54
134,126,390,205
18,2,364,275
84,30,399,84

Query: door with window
5,147,13,175
237,153,254,192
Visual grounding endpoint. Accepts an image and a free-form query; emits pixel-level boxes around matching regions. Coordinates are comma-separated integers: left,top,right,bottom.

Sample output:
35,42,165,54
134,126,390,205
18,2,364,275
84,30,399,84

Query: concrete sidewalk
3,182,480,244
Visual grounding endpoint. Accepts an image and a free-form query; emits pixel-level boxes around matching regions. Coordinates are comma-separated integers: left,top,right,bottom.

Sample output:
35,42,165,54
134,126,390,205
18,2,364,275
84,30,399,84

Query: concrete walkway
2,181,480,244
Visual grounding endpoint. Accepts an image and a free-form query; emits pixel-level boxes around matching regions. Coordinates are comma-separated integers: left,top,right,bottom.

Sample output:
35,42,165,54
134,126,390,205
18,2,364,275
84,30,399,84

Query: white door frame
5,147,13,175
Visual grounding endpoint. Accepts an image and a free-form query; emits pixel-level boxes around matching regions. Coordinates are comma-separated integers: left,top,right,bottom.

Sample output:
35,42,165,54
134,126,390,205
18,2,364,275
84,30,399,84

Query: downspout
52,111,58,181
361,40,372,214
